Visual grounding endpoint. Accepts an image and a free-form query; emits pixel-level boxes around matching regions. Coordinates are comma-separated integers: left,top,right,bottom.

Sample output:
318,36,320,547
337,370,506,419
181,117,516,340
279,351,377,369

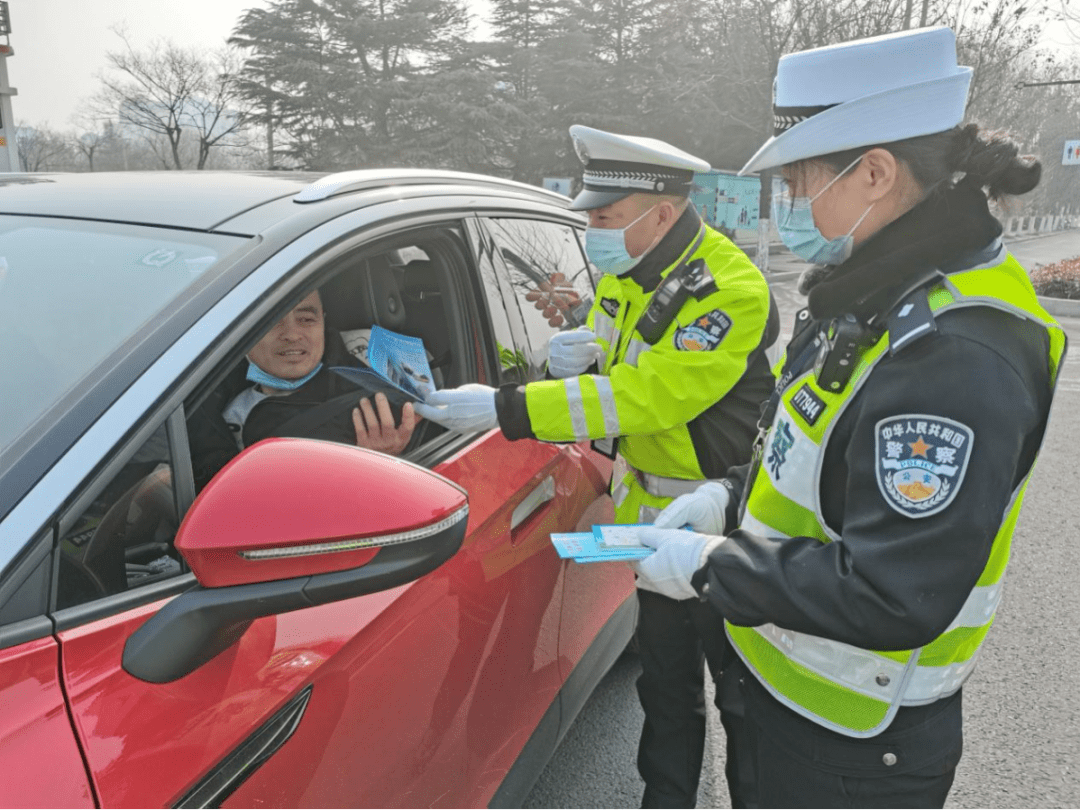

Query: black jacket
696,179,1057,652
188,366,365,491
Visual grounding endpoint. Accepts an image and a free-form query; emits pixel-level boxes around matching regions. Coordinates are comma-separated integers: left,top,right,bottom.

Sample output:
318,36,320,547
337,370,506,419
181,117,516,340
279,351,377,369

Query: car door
44,216,605,809
477,215,636,684
0,534,96,808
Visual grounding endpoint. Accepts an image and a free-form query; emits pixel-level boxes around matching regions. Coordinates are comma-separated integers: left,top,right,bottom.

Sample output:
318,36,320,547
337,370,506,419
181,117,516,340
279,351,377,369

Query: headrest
322,255,407,332
401,259,439,297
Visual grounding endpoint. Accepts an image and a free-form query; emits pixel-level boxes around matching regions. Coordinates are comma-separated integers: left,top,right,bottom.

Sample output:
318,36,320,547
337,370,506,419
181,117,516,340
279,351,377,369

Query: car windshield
0,216,247,452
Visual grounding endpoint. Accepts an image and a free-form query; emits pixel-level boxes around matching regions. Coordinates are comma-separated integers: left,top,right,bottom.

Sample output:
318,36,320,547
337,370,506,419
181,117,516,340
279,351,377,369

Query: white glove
632,528,721,601
414,384,498,433
547,328,605,378
653,482,731,534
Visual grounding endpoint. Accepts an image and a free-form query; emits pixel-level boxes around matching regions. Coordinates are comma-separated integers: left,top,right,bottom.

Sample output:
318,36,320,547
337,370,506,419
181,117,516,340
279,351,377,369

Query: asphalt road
525,228,1080,809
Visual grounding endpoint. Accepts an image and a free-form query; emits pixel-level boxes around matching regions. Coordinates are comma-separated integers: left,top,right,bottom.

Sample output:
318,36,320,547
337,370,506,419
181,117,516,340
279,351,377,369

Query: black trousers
719,655,964,809
635,589,727,808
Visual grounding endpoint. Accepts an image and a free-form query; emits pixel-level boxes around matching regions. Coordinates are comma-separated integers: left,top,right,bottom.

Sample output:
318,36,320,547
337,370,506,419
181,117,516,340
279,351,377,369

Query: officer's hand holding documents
550,519,723,601
633,528,722,601
652,481,730,534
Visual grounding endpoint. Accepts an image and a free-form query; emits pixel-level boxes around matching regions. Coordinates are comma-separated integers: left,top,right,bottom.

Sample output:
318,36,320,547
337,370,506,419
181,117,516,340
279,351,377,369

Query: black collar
805,178,1003,323
624,205,703,293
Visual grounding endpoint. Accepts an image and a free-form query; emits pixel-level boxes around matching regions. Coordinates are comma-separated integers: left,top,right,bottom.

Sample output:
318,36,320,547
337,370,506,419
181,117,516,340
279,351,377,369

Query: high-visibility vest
523,224,772,522
727,250,1066,738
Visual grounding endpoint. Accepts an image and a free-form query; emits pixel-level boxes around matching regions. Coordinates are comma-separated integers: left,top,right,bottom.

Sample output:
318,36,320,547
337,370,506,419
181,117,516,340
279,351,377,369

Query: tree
16,124,71,171
230,0,470,170
96,29,253,170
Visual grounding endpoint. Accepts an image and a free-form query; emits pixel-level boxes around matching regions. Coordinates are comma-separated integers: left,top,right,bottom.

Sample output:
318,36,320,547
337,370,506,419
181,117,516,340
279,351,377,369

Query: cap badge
573,136,590,163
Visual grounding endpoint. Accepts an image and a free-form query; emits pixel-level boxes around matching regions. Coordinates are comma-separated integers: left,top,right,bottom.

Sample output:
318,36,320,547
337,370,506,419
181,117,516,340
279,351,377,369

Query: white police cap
740,26,972,176
568,125,711,210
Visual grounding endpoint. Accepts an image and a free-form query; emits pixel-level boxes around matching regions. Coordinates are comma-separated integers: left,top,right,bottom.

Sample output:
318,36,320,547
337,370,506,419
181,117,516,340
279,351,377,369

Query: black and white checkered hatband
581,159,694,196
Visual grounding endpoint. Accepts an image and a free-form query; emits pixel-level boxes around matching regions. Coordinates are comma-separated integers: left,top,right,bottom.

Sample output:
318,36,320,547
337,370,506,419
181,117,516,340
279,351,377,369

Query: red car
0,170,635,807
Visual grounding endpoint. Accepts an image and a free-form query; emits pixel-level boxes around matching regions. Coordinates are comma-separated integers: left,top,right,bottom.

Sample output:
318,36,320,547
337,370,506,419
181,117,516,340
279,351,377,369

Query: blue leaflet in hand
551,531,653,564
366,325,435,400
330,325,436,403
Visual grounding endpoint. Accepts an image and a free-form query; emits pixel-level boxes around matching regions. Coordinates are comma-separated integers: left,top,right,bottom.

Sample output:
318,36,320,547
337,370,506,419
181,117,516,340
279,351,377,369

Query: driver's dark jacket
188,366,363,492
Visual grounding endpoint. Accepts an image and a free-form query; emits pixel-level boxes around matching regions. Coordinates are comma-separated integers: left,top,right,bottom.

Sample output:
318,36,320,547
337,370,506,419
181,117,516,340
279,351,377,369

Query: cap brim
738,68,972,176
568,187,635,211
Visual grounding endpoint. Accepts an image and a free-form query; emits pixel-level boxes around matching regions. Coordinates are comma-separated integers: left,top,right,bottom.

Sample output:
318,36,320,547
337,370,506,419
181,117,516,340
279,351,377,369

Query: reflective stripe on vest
594,310,616,345
729,255,1066,737
623,338,652,367
561,375,621,442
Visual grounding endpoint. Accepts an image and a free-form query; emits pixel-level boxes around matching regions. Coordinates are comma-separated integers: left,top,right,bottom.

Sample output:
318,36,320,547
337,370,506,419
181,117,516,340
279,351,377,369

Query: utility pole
755,168,773,275
0,2,20,171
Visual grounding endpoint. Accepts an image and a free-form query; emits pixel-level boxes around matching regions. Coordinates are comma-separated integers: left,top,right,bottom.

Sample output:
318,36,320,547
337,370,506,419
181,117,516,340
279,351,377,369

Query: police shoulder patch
674,309,732,351
874,414,974,519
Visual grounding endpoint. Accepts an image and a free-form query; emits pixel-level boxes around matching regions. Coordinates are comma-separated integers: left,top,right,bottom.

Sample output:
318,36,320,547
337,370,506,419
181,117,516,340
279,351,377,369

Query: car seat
399,258,452,385
322,254,409,336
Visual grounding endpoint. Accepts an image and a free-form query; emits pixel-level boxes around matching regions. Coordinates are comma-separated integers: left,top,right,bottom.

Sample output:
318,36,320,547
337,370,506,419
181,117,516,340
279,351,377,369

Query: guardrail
1003,215,1077,237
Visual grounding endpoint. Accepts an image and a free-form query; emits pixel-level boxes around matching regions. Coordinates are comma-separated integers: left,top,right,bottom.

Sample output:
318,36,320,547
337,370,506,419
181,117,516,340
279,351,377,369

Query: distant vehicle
0,169,632,808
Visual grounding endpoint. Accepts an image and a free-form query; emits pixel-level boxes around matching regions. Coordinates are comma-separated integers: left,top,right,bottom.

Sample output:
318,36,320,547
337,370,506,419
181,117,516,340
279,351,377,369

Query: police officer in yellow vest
417,126,779,807
633,26,1066,807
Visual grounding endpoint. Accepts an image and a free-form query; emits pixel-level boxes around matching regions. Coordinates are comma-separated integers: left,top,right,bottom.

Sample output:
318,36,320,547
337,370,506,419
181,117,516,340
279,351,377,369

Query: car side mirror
122,439,467,684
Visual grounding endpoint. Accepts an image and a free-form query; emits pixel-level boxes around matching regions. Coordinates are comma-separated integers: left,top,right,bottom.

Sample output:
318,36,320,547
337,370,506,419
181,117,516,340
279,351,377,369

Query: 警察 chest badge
674,309,732,351
874,415,974,518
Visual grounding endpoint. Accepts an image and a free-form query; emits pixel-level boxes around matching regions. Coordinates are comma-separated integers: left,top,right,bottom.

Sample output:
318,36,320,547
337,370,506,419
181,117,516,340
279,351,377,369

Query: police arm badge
674,309,732,351
874,415,974,518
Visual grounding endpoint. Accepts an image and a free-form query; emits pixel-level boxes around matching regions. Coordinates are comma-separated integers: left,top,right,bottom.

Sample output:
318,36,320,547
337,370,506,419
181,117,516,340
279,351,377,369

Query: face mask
246,360,323,391
584,205,658,276
773,155,875,266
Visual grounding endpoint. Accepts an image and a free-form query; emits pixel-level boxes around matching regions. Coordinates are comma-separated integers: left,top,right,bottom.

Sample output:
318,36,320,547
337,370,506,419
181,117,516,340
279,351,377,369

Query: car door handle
511,475,556,531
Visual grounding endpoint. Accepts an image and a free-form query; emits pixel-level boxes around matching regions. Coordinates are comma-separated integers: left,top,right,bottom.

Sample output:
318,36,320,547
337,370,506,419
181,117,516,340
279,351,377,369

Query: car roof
0,170,571,233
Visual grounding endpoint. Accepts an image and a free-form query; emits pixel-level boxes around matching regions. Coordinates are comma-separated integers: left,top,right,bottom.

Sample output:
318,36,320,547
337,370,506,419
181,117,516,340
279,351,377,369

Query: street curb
1037,296,1080,319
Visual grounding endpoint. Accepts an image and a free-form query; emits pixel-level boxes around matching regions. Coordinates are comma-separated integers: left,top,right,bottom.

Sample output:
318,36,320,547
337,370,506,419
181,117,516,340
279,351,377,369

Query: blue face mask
246,360,323,391
773,155,874,266
584,205,658,276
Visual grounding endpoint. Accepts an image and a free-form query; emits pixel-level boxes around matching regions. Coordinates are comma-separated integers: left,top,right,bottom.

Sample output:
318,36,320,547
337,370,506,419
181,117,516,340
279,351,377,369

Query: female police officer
633,26,1066,807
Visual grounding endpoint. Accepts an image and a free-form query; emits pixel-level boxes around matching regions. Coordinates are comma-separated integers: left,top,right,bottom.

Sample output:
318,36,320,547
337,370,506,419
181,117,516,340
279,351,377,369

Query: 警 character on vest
634,26,1066,808
415,125,779,808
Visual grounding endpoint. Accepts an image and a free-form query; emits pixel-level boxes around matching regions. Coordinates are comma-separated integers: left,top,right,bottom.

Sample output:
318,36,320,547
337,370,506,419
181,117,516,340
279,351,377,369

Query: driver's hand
352,393,418,456
524,272,582,328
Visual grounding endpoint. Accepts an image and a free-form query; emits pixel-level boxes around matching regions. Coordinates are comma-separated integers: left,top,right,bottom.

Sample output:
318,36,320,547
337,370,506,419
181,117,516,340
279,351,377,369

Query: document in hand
550,524,655,564
330,325,436,403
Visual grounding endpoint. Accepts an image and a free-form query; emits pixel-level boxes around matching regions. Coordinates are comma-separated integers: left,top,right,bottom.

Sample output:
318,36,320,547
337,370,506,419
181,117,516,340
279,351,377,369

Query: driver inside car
189,289,420,491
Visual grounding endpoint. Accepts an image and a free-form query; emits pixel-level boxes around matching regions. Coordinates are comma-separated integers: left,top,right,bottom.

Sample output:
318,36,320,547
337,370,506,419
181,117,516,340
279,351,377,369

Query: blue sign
690,171,762,232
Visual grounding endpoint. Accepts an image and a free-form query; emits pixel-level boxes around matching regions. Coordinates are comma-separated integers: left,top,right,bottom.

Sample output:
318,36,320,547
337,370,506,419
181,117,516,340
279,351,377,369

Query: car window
186,231,480,499
465,220,530,385
0,216,246,454
484,219,594,372
56,424,184,610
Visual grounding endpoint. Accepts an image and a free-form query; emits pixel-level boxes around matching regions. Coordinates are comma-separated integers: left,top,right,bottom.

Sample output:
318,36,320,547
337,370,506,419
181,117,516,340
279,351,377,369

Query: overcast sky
8,0,492,128
8,0,1077,130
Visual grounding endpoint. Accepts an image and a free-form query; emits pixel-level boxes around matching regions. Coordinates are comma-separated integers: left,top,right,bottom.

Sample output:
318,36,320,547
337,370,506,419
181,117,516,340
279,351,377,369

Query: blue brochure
551,529,653,564
330,325,435,403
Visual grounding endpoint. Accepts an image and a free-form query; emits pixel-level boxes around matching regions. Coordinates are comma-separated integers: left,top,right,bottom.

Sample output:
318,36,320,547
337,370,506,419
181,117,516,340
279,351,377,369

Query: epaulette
886,287,938,355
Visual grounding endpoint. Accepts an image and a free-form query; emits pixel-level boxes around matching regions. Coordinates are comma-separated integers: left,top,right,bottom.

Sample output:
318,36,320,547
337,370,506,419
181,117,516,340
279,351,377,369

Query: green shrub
1031,257,1080,300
